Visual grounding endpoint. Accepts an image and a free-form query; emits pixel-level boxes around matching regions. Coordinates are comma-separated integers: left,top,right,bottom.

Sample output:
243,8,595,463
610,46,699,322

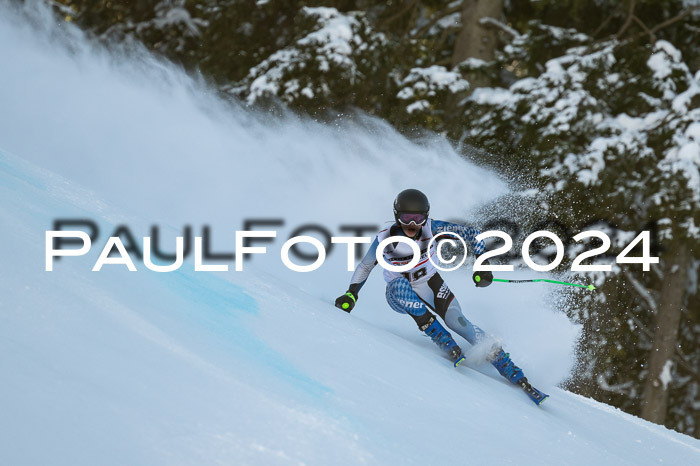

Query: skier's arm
348,236,379,295
431,220,492,287
431,220,485,256
334,237,379,312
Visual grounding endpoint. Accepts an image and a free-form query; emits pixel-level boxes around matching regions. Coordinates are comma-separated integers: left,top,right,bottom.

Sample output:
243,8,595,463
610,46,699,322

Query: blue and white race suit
347,219,487,345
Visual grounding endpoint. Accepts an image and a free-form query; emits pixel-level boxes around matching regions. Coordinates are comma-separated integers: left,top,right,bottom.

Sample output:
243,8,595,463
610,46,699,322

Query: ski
518,378,549,406
453,360,549,406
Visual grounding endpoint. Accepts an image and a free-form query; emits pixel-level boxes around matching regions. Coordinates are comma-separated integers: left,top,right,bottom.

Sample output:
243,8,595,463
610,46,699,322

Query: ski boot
422,317,465,367
491,349,525,384
491,348,549,405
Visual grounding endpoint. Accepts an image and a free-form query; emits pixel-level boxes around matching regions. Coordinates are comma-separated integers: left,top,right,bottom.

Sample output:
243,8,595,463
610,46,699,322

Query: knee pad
385,277,426,316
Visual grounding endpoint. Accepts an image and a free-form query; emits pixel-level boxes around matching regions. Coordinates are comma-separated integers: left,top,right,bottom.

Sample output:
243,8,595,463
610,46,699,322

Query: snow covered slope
0,3,698,465
1,149,699,466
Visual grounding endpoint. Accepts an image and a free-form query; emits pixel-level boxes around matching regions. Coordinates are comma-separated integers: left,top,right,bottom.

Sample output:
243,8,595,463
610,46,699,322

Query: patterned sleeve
347,236,379,296
431,219,485,256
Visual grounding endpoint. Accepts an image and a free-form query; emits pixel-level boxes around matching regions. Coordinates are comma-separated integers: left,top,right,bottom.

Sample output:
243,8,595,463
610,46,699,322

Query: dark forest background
44,0,699,437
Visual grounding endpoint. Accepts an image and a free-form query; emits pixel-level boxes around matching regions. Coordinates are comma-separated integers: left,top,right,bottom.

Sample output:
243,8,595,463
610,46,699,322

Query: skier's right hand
334,292,357,312
473,255,493,287
473,270,493,287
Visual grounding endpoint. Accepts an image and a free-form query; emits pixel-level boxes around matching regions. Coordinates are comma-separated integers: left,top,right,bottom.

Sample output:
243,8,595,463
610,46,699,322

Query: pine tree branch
671,334,700,385
596,374,635,396
436,25,461,51
479,16,521,39
615,0,637,39
412,2,463,37
593,8,622,38
434,56,453,67
624,269,658,314
623,306,653,343
647,5,700,36
406,0,421,31
617,5,700,46
632,15,656,43
379,0,420,28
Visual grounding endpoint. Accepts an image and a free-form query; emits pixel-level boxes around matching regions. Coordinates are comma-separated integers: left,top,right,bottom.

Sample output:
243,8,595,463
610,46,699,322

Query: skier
334,189,547,404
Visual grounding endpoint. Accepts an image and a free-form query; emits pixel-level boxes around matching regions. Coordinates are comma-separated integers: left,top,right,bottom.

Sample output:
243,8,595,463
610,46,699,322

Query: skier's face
400,223,421,238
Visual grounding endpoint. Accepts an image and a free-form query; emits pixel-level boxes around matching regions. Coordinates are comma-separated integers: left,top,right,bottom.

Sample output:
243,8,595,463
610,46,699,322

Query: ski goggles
397,212,428,226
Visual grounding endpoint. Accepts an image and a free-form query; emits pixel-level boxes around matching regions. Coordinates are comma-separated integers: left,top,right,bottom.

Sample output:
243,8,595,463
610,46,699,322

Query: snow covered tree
461,25,700,435
231,6,390,115
391,65,469,132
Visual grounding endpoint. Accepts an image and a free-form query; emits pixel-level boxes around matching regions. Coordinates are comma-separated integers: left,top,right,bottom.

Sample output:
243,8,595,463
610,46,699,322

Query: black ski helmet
393,189,430,224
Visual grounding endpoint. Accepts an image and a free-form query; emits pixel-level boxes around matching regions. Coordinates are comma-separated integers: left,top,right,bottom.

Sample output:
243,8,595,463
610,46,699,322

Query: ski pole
478,277,595,290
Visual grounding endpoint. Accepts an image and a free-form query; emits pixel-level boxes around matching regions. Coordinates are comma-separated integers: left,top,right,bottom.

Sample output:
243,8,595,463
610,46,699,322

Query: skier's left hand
335,291,357,312
472,270,493,287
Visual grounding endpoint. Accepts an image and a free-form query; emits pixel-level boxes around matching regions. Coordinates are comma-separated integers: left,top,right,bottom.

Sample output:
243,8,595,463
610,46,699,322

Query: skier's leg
385,277,462,361
444,298,525,383
414,273,486,345
418,274,525,384
443,300,487,345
